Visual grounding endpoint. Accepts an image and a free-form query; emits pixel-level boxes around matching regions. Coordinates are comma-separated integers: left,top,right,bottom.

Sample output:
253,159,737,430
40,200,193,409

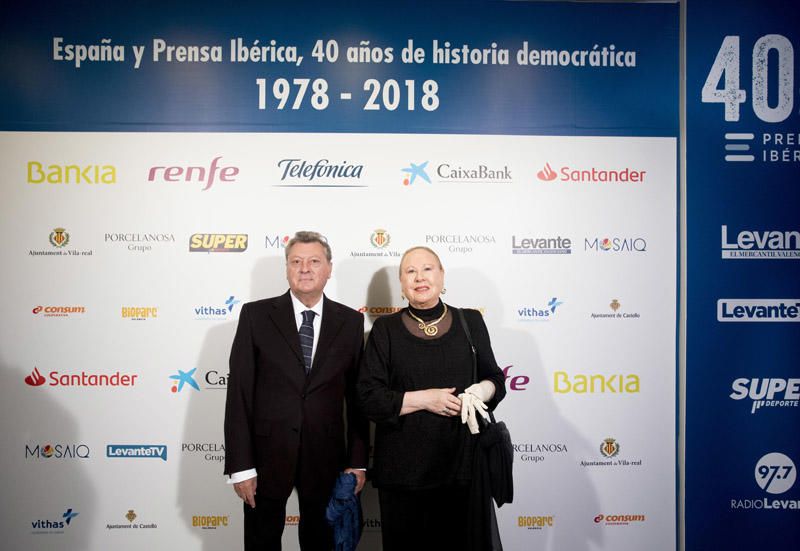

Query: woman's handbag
457,308,514,507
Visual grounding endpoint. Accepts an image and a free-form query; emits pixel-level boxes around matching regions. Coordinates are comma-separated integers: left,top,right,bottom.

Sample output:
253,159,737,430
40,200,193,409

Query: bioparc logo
731,452,799,511
717,299,800,322
32,305,85,318
581,438,643,468
122,307,158,320
584,236,647,253
517,298,564,321
31,508,79,535
189,234,248,252
512,235,572,255
403,160,512,185
729,378,799,414
26,443,91,459
535,161,646,184
30,227,93,257
593,514,646,526
195,296,241,320
106,444,168,461
721,225,800,259
147,156,239,191
274,158,365,188
517,516,554,530
24,367,138,388
192,515,229,529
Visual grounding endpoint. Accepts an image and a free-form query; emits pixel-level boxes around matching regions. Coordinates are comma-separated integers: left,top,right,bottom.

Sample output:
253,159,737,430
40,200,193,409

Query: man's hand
344,468,366,494
234,477,257,508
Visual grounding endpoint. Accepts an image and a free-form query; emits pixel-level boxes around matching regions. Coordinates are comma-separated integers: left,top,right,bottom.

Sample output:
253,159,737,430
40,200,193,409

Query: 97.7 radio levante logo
730,452,799,511
701,34,798,164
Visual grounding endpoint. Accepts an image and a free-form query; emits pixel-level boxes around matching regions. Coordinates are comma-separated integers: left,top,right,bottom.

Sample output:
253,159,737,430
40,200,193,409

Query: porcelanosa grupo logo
535,161,646,184
731,452,799,511
721,225,800,259
513,442,568,464
182,442,225,464
718,299,800,322
105,232,176,253
425,233,496,254
147,156,239,191
729,378,799,414
274,158,365,187
401,161,431,185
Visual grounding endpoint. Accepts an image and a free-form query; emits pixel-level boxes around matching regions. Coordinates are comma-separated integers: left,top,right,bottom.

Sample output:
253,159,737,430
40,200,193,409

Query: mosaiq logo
26,443,91,459
147,156,239,191
536,161,646,184
274,158,365,187
729,378,799,414
584,236,647,253
721,225,800,259
106,444,168,461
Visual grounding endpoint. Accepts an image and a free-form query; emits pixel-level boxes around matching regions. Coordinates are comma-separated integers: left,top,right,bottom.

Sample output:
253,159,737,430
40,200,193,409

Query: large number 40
701,35,794,123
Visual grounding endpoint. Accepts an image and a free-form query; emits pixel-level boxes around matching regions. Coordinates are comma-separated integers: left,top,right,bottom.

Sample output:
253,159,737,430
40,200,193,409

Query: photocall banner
0,2,678,550
686,0,800,548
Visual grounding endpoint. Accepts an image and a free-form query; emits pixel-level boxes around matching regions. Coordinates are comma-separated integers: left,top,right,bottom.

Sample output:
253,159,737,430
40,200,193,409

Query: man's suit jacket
224,291,369,500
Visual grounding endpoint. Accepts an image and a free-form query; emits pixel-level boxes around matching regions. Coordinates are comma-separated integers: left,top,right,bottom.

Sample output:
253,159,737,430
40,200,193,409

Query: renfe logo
147,157,238,191
718,299,800,322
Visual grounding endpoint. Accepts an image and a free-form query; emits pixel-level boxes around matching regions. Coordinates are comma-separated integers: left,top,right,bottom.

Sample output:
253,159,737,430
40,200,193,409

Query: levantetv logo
718,299,800,322
106,444,168,461
721,225,800,259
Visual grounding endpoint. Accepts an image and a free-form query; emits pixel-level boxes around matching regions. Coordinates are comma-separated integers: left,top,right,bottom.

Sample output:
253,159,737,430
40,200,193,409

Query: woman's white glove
458,381,495,434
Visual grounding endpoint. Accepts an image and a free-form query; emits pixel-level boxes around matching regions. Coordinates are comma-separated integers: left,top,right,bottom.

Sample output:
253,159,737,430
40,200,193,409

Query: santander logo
537,163,558,181
25,367,46,386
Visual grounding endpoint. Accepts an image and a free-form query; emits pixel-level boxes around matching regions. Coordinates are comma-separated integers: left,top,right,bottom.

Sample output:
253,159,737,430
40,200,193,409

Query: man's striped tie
300,310,315,375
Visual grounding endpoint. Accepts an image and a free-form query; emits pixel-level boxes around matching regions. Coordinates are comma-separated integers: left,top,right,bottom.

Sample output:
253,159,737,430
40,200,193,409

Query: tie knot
302,310,316,324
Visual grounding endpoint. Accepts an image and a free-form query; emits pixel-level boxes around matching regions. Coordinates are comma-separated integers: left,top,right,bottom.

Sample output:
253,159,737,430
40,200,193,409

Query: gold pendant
423,325,438,336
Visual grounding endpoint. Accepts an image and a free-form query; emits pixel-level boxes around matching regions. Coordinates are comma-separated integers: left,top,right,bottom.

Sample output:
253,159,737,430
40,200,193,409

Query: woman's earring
441,288,447,294
401,294,406,301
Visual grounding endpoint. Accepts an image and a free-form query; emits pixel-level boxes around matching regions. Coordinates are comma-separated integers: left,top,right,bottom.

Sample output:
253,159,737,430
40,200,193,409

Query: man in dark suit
224,231,368,550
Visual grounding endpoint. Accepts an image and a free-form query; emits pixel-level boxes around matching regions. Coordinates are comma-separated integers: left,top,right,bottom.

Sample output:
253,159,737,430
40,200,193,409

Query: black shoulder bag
457,308,514,507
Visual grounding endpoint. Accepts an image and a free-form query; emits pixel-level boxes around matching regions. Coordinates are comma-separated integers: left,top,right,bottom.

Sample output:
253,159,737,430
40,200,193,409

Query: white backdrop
0,131,676,550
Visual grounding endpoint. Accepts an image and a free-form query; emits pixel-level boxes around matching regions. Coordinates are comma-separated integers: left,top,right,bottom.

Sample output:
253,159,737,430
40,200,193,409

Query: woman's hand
401,387,463,416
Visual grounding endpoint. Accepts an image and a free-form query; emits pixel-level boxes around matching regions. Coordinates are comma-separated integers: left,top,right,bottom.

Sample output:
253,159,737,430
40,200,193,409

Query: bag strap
457,308,496,424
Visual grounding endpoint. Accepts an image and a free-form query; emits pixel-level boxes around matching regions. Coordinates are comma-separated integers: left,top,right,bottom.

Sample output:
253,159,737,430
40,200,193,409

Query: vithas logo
25,367,46,386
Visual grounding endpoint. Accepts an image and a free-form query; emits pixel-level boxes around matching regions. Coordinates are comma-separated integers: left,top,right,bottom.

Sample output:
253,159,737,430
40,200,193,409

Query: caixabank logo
535,161,646,184
721,225,800,259
729,377,799,414
30,508,79,535
189,234,248,252
730,452,799,512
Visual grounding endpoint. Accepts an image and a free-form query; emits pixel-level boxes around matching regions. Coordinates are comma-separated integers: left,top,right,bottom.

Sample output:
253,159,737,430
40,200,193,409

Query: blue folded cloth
325,472,362,551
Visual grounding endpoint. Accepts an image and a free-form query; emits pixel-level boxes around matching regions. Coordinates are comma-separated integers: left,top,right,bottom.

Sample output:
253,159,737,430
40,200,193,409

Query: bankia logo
30,228,93,257
169,368,200,394
584,236,647,253
106,444,168,461
26,443,91,459
401,161,431,186
274,158,365,188
512,235,572,255
195,296,241,320
517,298,564,321
189,233,248,252
28,161,116,185
31,508,79,534
105,232,176,253
554,371,640,394
535,161,646,184
731,452,798,511
32,305,85,318
147,157,239,191
721,225,800,259
730,378,799,414
24,367,138,388
718,299,800,322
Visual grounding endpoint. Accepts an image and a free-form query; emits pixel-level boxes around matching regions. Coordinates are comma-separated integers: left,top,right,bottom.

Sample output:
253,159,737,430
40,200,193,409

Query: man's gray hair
285,231,332,262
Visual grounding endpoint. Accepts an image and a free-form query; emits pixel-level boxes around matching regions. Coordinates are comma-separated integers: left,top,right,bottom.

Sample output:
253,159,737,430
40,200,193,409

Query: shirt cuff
227,468,257,484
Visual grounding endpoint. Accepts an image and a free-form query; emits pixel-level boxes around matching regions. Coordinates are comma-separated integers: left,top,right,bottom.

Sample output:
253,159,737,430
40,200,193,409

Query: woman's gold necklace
407,303,448,336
